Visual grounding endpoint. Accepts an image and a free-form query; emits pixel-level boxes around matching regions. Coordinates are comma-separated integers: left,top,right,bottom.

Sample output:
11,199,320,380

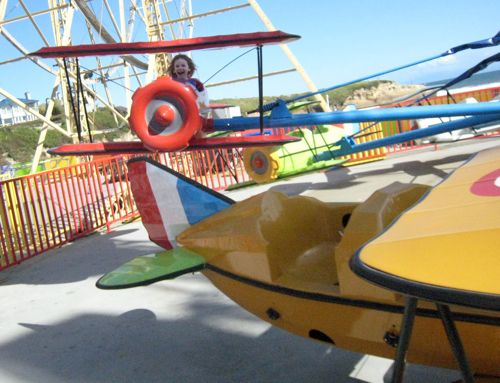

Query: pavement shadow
311,153,471,191
0,300,462,383
0,306,371,383
269,182,313,196
253,152,470,196
0,222,162,286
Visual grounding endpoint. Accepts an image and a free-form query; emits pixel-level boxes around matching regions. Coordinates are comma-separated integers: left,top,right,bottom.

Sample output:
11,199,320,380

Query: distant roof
0,98,39,107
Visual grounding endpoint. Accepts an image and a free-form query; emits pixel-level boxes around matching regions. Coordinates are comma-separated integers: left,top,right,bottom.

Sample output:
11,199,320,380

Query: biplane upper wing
31,31,300,58
351,145,500,311
47,134,301,156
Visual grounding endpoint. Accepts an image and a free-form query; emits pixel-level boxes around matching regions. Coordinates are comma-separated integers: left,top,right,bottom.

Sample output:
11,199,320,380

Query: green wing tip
96,248,206,290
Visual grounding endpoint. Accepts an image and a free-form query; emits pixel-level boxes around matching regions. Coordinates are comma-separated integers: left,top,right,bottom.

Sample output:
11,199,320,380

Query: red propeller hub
252,155,264,170
154,105,175,126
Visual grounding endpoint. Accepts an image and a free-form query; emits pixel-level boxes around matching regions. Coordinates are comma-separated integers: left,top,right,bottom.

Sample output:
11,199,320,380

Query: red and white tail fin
127,157,234,249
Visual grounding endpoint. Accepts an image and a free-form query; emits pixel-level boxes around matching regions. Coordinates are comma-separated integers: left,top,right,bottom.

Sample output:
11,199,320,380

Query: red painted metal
25,178,42,253
188,134,301,149
48,134,300,156
48,141,148,155
0,159,126,269
40,172,57,249
130,77,202,151
0,184,12,265
31,31,300,58
4,179,24,259
128,159,172,249
0,192,8,262
12,178,28,259
19,178,36,256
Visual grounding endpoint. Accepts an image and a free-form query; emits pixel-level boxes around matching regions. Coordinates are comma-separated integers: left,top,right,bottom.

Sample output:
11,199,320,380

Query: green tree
38,99,64,121
0,126,71,163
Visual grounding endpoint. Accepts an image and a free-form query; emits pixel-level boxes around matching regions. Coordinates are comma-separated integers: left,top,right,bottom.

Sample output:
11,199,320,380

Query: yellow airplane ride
97,145,500,380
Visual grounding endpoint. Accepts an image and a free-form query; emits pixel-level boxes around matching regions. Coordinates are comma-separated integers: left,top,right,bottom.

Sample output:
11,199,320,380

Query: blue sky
1,0,499,105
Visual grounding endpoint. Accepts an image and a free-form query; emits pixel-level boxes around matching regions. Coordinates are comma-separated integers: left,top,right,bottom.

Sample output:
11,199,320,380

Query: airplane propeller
129,77,202,152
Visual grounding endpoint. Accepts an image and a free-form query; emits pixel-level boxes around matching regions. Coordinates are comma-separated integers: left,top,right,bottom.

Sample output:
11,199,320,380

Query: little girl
167,54,209,111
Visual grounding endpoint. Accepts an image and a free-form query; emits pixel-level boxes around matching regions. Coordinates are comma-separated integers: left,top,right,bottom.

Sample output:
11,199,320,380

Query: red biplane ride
31,31,303,155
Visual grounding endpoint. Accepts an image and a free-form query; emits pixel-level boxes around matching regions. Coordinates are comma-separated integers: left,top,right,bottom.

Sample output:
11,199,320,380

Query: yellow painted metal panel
358,146,500,295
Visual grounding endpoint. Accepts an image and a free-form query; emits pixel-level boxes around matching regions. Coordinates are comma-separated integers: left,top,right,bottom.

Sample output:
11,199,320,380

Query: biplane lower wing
48,141,148,156
31,31,300,58
47,134,300,156
188,134,301,149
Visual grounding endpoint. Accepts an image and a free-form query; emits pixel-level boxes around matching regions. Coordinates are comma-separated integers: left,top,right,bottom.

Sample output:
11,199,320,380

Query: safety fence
0,156,137,269
1,84,499,270
153,148,250,191
0,137,371,270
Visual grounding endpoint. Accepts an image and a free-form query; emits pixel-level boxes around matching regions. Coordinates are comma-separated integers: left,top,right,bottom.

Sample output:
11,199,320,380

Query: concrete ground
1,137,499,383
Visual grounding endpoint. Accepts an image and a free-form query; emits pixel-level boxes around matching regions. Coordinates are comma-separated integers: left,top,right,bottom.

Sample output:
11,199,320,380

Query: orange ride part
129,77,201,151
243,147,280,184
154,104,176,126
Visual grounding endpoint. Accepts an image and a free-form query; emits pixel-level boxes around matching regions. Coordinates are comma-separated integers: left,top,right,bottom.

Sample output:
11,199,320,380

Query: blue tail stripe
177,178,232,225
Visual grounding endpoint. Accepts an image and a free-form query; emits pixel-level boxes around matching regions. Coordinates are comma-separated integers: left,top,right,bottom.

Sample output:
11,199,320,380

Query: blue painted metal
214,102,500,131
315,114,500,160
410,52,500,107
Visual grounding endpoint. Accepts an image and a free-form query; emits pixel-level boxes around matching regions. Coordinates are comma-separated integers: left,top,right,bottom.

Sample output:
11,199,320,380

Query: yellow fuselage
178,184,500,375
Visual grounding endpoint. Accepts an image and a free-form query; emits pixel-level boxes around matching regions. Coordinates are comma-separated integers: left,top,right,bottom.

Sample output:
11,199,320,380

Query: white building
209,103,242,119
0,92,39,126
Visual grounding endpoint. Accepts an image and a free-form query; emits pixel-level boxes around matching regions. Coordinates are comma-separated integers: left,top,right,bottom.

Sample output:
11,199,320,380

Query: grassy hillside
0,107,128,166
0,124,71,165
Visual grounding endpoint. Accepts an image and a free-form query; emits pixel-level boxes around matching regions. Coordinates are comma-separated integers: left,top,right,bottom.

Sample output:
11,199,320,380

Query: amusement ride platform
1,137,500,383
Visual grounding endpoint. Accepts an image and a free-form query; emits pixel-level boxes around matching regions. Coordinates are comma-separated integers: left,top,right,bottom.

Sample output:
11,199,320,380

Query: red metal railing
0,156,138,269
154,148,250,190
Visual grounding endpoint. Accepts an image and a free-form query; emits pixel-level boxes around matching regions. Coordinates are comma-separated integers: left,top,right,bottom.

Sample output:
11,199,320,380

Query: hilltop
342,81,425,109
213,80,424,112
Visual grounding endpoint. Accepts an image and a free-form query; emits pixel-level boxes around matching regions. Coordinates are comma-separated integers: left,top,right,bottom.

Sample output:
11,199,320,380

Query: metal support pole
63,58,83,142
76,58,92,143
257,45,264,134
436,304,475,383
391,297,418,383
